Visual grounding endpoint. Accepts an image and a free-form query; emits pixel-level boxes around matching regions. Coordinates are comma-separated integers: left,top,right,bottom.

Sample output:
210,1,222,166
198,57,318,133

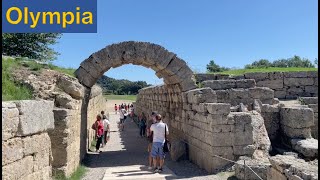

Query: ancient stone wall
196,71,318,99
2,100,54,180
135,86,271,173
49,81,106,177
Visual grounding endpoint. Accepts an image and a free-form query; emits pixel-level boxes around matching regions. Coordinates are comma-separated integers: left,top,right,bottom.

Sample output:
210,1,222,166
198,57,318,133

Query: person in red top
114,104,118,114
95,114,104,153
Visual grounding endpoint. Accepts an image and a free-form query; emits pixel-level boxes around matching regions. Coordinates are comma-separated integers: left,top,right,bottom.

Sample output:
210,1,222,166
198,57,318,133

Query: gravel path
82,113,236,180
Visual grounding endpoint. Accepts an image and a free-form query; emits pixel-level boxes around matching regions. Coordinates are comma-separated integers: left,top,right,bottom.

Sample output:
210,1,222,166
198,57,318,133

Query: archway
75,41,196,91
75,41,197,161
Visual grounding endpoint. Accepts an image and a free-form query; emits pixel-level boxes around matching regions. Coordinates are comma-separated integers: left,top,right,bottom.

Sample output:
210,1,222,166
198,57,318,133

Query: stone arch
75,41,196,92
75,41,197,160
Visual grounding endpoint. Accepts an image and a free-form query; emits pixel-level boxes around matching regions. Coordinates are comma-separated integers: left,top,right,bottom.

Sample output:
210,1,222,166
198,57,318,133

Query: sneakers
153,167,158,173
157,167,163,173
147,166,153,170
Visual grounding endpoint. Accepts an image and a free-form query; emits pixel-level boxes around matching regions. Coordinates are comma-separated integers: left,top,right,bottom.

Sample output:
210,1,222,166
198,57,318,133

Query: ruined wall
49,75,107,177
86,86,108,152
196,71,318,99
135,86,271,173
2,100,54,180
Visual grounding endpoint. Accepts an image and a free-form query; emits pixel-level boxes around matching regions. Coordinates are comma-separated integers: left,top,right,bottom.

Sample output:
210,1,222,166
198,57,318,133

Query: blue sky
52,0,318,85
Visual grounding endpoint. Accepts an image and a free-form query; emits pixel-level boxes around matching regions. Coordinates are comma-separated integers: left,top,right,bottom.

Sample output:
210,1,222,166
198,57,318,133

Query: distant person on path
118,105,121,112
119,105,128,131
138,112,147,137
103,113,111,145
94,114,104,153
124,103,128,111
150,114,169,173
114,104,118,114
147,111,158,170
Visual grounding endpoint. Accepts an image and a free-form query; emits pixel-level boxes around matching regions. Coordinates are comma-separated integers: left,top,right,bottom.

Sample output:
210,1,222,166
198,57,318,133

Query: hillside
2,56,150,100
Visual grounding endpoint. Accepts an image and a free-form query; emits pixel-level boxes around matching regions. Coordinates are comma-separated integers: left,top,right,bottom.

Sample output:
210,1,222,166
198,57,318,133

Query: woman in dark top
139,112,147,137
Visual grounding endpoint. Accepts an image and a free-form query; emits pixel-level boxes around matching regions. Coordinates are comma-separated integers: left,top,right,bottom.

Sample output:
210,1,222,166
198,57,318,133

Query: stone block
2,137,24,166
212,146,233,156
23,133,51,156
212,132,234,146
2,107,19,141
233,145,255,156
215,90,230,103
256,79,284,89
300,97,318,105
33,149,51,171
207,114,230,125
269,72,284,80
202,80,236,90
186,88,217,104
206,103,230,115
291,138,318,159
284,71,310,78
244,72,268,81
274,90,286,99
267,167,287,180
234,130,253,146
249,87,274,100
281,125,311,138
2,102,16,108
235,158,270,180
284,78,314,86
16,100,54,136
212,125,233,133
305,86,318,95
280,107,314,128
2,156,34,180
235,79,256,89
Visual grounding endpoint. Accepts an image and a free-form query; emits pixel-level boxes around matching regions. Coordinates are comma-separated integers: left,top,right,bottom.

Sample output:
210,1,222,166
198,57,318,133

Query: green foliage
53,165,87,180
2,57,33,101
2,33,62,61
245,55,316,69
97,75,150,95
211,67,317,76
206,60,230,73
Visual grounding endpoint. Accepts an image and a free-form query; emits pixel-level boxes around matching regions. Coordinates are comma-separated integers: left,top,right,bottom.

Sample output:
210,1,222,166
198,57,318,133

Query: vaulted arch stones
75,41,197,91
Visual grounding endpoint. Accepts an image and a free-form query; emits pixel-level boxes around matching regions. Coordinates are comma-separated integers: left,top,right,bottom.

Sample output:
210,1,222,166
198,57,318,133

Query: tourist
94,114,104,153
124,103,128,111
114,104,118,114
101,111,107,120
103,113,111,145
150,114,169,173
118,104,121,112
119,105,128,131
147,111,158,170
138,112,147,137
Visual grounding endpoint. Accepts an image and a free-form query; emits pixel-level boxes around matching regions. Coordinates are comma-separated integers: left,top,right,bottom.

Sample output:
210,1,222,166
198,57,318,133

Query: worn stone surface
16,100,54,136
291,138,318,159
268,155,318,180
235,157,270,180
56,75,85,100
280,107,314,128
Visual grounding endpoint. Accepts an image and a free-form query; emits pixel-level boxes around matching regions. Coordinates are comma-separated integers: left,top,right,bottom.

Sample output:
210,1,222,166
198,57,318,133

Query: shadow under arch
75,41,197,161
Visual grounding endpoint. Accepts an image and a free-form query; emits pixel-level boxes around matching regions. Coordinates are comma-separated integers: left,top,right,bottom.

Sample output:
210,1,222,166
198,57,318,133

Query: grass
53,165,87,180
210,67,318,76
47,63,76,77
105,94,137,101
2,57,33,101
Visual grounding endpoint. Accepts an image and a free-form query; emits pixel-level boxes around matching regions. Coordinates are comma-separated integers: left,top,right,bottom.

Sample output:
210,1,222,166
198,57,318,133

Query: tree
206,60,230,73
2,33,62,61
315,58,318,66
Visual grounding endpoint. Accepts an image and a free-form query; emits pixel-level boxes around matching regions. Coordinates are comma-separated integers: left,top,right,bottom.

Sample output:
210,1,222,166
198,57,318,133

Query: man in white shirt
119,105,127,131
150,114,169,173
102,112,110,147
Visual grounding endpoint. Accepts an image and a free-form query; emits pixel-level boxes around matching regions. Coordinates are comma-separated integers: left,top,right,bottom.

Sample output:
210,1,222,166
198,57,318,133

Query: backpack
91,122,96,130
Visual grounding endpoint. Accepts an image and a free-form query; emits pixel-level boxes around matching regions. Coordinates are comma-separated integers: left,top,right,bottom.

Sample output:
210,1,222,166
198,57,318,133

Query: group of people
93,106,169,173
114,103,134,114
92,111,110,153
138,111,169,173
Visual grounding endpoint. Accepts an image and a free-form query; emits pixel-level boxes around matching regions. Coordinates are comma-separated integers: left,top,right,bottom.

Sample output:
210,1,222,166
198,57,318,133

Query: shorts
151,142,165,159
120,118,125,124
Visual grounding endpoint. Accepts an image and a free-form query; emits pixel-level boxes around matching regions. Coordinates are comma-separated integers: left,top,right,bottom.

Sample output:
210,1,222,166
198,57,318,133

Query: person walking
119,105,128,131
147,111,157,170
94,114,104,153
138,112,147,137
103,113,111,145
114,104,118,114
150,114,169,173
